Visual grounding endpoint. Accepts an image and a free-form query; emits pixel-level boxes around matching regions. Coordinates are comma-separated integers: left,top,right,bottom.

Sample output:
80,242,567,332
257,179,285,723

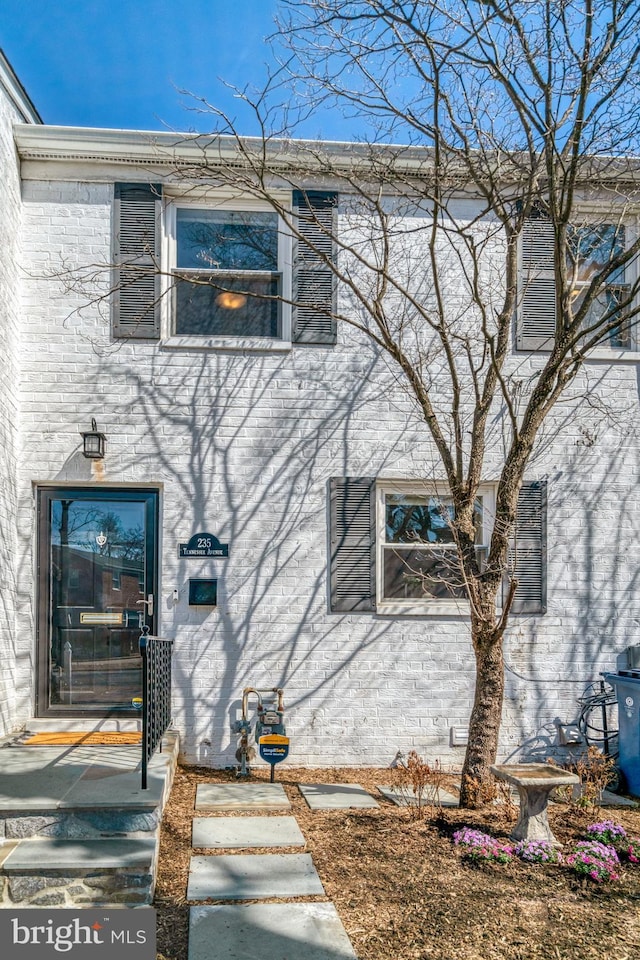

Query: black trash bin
603,672,640,796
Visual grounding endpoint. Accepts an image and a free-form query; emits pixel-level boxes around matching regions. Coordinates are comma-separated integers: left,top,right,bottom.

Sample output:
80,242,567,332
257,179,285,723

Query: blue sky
1,0,311,135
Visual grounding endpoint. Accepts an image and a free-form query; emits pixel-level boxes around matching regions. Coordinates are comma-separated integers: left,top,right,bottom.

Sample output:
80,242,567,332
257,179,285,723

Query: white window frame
376,481,496,616
569,220,638,357
162,194,292,351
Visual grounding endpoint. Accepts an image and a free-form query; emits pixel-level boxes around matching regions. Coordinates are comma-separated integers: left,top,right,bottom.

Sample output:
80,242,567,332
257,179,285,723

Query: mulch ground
154,765,640,960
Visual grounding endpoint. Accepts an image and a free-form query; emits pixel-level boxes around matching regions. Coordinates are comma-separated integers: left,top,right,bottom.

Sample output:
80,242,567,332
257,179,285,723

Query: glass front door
37,488,158,716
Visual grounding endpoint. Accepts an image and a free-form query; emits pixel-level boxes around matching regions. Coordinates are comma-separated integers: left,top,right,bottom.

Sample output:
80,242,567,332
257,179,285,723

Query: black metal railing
139,627,174,790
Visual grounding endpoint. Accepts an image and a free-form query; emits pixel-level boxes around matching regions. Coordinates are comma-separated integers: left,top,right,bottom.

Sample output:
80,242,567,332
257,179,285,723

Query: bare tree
57,1,640,804
171,0,640,806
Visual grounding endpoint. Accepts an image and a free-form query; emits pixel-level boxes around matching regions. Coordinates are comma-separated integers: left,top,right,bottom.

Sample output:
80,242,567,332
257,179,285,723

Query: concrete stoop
0,729,179,907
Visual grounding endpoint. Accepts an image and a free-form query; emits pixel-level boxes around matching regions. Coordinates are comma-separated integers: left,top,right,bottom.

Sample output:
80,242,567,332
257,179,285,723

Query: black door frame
35,486,159,718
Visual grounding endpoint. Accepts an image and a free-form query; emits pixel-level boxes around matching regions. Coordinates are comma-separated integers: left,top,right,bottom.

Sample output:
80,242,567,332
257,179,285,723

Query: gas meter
236,686,289,780
255,704,286,741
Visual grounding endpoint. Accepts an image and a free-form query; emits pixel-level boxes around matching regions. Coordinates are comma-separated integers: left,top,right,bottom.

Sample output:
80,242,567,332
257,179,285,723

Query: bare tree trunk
459,622,505,808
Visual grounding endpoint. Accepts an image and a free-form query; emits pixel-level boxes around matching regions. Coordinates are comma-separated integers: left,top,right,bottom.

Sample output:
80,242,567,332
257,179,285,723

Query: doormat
22,732,142,746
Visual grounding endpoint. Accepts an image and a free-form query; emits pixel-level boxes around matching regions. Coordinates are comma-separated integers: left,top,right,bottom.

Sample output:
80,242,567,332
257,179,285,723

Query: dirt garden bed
154,765,640,960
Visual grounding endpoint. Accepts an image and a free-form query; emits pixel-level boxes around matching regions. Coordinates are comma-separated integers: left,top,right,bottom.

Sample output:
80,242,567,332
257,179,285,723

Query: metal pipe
241,686,284,720
238,686,285,778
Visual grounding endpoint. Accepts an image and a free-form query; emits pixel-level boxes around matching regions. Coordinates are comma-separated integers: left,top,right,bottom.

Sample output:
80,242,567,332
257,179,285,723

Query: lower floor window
379,485,492,610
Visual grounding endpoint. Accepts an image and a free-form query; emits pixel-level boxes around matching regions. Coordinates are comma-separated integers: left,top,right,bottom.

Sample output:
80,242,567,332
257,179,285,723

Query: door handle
136,594,154,617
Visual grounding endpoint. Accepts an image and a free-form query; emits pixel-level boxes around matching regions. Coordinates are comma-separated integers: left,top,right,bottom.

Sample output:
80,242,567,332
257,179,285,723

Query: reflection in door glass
49,499,146,709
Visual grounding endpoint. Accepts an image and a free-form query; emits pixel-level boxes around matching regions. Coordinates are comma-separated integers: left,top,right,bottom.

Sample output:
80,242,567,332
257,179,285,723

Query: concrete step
1,805,162,840
0,838,156,907
0,730,179,908
0,732,178,840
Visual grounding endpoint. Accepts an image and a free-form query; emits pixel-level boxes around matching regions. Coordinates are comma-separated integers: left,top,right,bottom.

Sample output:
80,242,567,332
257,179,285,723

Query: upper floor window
168,202,291,343
567,224,630,348
113,184,336,346
518,214,635,353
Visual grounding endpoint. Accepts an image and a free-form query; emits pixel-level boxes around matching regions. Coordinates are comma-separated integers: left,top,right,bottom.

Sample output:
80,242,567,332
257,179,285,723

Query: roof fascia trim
0,50,42,124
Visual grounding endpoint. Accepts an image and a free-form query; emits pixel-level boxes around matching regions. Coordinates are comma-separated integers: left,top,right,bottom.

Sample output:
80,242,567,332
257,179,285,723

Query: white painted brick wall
0,89,25,737
13,172,640,770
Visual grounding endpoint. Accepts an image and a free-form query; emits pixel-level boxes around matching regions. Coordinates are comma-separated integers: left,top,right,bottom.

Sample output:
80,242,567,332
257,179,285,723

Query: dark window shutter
330,477,375,612
293,190,337,344
113,183,162,339
508,480,547,614
517,216,556,350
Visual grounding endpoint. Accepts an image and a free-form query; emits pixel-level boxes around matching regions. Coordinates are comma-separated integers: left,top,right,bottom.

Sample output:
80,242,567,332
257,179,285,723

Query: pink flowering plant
514,839,562,864
585,821,627,846
566,840,621,882
453,827,514,864
620,837,640,863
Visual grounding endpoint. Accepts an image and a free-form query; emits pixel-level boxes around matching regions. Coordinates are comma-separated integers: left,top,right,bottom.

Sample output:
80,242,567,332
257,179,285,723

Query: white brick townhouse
0,51,638,768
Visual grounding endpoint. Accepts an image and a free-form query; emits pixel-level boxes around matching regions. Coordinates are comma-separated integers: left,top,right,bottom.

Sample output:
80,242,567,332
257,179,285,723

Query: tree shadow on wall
90,340,407,766
503,387,640,762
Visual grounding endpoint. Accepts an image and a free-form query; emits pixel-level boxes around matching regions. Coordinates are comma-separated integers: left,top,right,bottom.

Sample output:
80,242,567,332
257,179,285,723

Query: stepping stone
189,903,357,960
377,784,459,807
600,789,638,807
195,783,290,811
563,784,638,807
186,852,324,901
298,783,379,810
192,816,305,849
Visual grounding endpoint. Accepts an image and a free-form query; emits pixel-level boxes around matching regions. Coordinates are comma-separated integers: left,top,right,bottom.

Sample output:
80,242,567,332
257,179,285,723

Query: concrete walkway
187,782,367,960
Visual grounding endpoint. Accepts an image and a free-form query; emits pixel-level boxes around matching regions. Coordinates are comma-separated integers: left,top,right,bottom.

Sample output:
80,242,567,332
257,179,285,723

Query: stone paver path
189,903,358,960
298,782,379,810
187,783,358,959
192,815,305,849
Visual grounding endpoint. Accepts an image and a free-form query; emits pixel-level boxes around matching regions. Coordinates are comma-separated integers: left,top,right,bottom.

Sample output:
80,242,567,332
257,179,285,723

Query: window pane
383,547,466,600
175,274,280,337
385,495,483,545
568,224,625,285
578,284,631,346
385,496,455,544
48,498,146,708
176,209,279,272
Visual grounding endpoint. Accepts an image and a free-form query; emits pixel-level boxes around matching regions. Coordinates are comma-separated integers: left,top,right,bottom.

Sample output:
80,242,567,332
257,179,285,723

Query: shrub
549,747,617,812
514,839,562,864
566,840,620,882
393,751,447,819
453,827,514,864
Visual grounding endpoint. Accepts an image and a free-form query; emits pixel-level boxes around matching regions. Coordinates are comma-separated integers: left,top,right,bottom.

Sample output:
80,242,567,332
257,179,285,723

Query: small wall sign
259,734,290,765
179,532,229,558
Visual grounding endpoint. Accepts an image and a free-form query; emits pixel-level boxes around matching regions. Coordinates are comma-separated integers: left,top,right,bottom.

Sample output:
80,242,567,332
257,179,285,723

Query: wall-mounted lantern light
81,418,106,460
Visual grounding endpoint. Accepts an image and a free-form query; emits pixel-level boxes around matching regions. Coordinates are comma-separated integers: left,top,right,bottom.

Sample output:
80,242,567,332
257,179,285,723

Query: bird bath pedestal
490,763,580,848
